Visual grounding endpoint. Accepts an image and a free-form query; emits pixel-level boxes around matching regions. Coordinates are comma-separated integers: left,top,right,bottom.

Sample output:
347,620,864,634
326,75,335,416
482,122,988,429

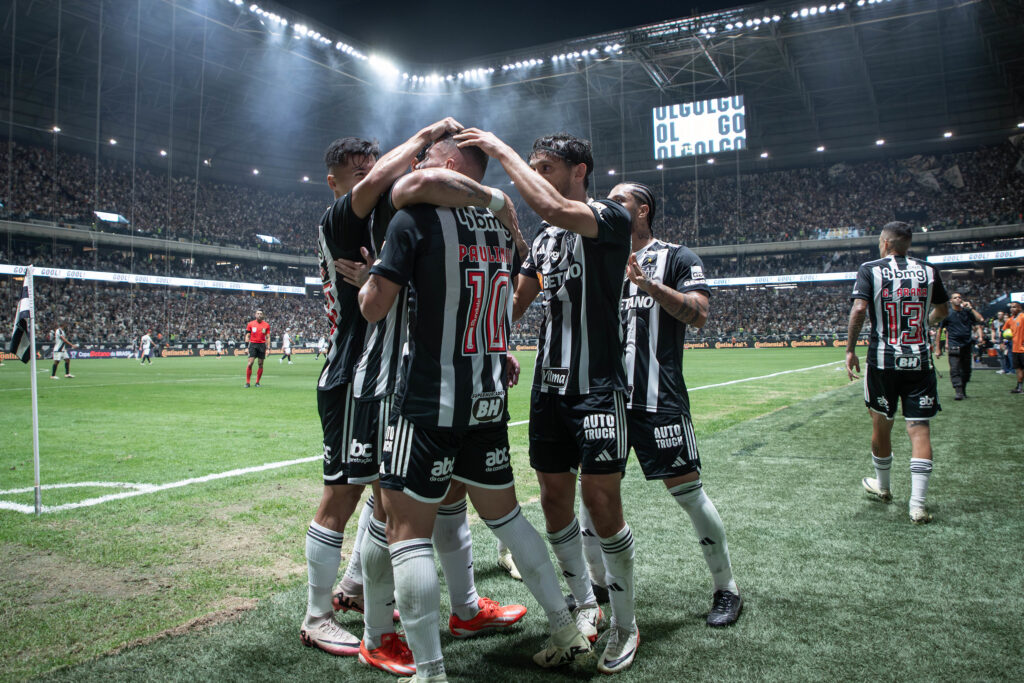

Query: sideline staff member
935,292,983,400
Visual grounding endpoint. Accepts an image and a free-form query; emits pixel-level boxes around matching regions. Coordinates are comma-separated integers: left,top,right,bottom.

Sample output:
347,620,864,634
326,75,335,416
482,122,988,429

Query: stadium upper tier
1,140,1022,254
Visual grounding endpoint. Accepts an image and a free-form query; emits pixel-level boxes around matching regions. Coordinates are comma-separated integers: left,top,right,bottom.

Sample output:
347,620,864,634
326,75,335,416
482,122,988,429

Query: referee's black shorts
248,342,266,359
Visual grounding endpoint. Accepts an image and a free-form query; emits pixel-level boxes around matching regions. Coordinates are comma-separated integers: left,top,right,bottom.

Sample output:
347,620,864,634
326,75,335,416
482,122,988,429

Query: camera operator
935,292,984,400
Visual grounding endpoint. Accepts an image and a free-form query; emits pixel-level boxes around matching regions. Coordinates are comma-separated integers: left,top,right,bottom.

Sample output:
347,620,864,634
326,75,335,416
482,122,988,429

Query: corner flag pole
26,266,42,515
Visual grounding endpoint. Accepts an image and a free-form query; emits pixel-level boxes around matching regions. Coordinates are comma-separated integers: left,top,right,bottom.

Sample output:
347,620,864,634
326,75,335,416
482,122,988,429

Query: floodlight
51,125,61,133
608,169,615,175
203,159,212,166
760,151,769,158
707,158,715,164
159,149,167,157
252,168,260,175
943,131,953,138
656,164,664,170
816,145,825,152
302,176,309,182
1017,122,1024,128
109,138,117,145
875,138,885,145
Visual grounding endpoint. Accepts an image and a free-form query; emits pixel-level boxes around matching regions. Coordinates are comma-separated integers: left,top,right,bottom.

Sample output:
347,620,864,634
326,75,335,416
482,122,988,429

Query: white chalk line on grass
0,455,319,514
0,376,242,392
508,359,844,427
0,360,843,513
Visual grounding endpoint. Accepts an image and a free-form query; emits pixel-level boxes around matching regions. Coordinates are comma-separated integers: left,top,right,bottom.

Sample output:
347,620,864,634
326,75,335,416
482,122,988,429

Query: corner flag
9,280,33,363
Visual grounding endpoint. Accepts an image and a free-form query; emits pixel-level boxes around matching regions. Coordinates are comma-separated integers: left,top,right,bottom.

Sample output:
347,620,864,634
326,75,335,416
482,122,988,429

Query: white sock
547,518,597,608
485,505,573,633
305,520,343,618
670,480,738,594
497,537,508,554
360,517,397,650
909,458,933,509
600,524,636,630
578,491,608,590
872,454,893,491
340,493,374,596
433,500,479,621
390,538,444,678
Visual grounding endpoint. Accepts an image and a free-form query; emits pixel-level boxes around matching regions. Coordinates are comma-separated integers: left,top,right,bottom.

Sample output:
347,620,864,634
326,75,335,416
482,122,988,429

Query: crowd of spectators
1,241,310,284
2,138,1022,253
0,278,324,347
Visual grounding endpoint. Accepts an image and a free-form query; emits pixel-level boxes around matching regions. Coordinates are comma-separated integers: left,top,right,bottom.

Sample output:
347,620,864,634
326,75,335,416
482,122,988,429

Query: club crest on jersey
471,392,506,422
542,368,570,388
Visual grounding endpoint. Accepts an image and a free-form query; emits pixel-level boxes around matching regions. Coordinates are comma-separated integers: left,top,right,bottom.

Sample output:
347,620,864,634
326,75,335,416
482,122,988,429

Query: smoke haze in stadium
279,0,741,62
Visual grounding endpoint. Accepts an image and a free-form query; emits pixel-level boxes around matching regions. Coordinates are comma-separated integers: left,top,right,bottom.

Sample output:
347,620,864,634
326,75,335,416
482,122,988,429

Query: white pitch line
507,360,843,427
0,376,240,392
0,455,319,514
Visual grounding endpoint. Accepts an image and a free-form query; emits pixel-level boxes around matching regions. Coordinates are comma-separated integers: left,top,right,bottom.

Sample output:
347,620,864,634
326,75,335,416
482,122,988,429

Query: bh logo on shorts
471,393,505,422
430,457,455,481
485,447,510,472
918,396,935,408
348,439,373,463
583,413,616,441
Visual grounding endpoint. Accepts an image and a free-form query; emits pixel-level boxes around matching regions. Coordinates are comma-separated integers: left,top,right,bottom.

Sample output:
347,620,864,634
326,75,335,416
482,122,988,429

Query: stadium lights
109,138,117,145
816,145,826,152
51,125,60,133
252,168,260,175
943,131,953,138
1017,122,1024,128
875,138,885,145
203,159,212,167
159,149,168,157
302,176,309,182
608,169,616,175
707,158,715,164
656,164,664,170
760,151,769,158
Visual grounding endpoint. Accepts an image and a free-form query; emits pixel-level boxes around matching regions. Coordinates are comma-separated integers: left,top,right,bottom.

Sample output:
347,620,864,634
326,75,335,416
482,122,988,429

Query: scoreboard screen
652,95,746,159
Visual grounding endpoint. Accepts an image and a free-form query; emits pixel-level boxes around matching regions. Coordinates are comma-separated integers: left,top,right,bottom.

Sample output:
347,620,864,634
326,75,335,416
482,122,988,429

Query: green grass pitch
1,349,1021,681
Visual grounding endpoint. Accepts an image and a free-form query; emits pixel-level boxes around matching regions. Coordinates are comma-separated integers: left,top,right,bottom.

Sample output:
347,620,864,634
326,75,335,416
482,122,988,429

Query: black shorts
380,413,513,504
248,342,266,359
529,390,628,476
317,384,383,486
864,365,940,421
1013,352,1024,370
627,410,701,480
348,396,393,484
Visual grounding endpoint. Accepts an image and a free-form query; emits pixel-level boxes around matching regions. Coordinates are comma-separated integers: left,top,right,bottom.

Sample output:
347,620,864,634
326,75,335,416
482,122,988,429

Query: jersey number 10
885,301,924,346
463,269,511,355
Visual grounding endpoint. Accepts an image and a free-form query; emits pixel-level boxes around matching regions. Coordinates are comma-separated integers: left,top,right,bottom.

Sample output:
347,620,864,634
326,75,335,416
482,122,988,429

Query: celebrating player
359,133,590,681
846,221,949,524
50,321,76,378
456,128,638,673
244,310,269,387
613,182,742,627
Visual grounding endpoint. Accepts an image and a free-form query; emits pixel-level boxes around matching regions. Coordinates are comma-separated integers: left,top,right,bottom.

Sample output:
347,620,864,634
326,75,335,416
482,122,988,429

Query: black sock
51,363,57,377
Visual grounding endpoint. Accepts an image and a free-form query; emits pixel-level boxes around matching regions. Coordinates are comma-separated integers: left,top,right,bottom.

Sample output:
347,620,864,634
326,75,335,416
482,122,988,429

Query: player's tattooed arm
845,299,868,380
626,253,708,327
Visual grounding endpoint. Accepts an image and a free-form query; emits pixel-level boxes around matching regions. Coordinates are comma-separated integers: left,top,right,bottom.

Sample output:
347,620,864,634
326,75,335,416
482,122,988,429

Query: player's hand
335,247,373,288
846,350,861,381
421,117,463,142
492,193,527,259
625,253,651,292
454,128,512,159
506,352,521,388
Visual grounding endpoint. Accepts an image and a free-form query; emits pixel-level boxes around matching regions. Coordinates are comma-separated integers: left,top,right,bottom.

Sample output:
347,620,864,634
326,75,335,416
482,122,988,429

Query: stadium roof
1,0,1021,190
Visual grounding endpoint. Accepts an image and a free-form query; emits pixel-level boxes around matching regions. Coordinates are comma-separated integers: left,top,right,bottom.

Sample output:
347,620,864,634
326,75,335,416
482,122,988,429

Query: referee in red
245,310,270,387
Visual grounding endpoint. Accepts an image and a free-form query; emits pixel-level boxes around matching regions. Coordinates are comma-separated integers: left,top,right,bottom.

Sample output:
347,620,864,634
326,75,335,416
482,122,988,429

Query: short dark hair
324,137,380,171
426,132,488,177
530,133,594,189
880,220,913,244
625,183,657,235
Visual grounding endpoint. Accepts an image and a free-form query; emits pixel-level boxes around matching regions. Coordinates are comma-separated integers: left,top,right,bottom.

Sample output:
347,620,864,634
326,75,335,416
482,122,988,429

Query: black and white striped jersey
621,239,710,414
315,191,385,392
519,199,631,396
851,254,949,370
351,287,408,400
53,327,66,353
370,204,521,429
